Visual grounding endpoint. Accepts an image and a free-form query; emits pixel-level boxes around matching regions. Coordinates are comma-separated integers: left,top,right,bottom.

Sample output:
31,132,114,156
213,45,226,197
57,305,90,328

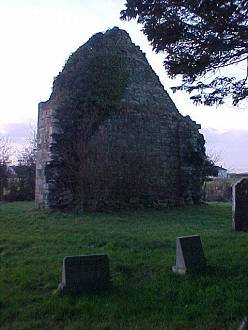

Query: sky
0,0,247,172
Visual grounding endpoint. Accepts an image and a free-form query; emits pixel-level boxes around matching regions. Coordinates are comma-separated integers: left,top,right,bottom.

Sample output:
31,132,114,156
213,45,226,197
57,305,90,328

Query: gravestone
232,178,248,232
58,254,110,293
172,235,206,274
238,317,248,330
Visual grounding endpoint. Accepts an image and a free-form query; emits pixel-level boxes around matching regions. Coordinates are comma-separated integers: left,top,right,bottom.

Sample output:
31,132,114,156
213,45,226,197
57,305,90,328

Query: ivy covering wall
51,32,129,208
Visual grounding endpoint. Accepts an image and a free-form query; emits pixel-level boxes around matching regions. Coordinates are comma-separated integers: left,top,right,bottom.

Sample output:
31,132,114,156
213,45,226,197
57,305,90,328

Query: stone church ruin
36,27,206,211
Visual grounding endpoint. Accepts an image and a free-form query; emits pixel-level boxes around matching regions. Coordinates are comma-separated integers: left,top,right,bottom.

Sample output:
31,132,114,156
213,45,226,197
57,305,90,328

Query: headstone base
172,265,186,275
57,281,110,294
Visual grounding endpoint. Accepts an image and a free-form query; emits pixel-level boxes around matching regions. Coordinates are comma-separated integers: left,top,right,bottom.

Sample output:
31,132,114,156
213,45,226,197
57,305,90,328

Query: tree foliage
12,131,37,201
0,135,12,200
0,130,37,202
121,0,248,106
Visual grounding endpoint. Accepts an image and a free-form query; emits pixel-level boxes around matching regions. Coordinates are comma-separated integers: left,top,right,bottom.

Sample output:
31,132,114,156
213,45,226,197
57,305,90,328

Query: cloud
202,128,248,173
0,122,36,145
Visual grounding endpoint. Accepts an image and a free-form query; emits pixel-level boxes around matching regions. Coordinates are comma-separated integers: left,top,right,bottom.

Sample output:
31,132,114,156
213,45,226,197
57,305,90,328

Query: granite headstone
232,178,248,231
172,235,206,274
58,254,110,293
238,316,248,330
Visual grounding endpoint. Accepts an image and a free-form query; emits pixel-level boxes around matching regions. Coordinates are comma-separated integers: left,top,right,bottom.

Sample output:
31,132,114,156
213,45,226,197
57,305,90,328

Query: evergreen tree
121,0,248,106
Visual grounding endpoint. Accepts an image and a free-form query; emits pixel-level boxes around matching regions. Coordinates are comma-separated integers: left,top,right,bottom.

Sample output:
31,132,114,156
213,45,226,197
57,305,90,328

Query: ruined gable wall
35,28,206,210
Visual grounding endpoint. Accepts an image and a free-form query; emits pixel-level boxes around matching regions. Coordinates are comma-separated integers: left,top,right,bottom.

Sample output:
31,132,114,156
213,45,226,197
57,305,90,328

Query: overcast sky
0,0,247,172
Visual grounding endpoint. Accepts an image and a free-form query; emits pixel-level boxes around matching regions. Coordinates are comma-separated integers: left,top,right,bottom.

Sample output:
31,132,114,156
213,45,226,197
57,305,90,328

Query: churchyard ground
0,202,248,329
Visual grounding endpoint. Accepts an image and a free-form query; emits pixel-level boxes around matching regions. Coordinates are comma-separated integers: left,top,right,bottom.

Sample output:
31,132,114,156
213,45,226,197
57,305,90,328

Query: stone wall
36,101,73,208
36,27,206,210
35,101,53,208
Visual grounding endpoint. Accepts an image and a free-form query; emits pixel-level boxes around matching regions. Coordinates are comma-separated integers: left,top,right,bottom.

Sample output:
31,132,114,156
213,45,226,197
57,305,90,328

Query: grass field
0,202,248,330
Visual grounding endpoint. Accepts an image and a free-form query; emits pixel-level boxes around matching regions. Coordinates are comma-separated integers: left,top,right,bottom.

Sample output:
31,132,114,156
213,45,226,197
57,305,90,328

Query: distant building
213,166,228,179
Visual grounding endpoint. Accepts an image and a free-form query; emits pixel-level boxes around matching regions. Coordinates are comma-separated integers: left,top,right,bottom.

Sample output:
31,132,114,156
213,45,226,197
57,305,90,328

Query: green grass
0,202,247,330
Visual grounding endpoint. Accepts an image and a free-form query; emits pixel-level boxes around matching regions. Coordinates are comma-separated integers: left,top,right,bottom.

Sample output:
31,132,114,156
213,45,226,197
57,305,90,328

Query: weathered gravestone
238,317,248,330
172,235,206,274
232,178,248,232
58,254,110,293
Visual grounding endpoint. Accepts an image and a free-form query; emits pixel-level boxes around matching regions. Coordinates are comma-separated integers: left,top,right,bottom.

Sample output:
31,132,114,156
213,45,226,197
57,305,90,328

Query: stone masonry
35,27,206,210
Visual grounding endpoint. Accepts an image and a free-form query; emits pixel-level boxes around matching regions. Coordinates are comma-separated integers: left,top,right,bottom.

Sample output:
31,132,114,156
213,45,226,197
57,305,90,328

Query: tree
15,128,37,201
18,127,37,168
121,0,248,106
0,135,12,200
4,128,37,202
201,151,221,201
